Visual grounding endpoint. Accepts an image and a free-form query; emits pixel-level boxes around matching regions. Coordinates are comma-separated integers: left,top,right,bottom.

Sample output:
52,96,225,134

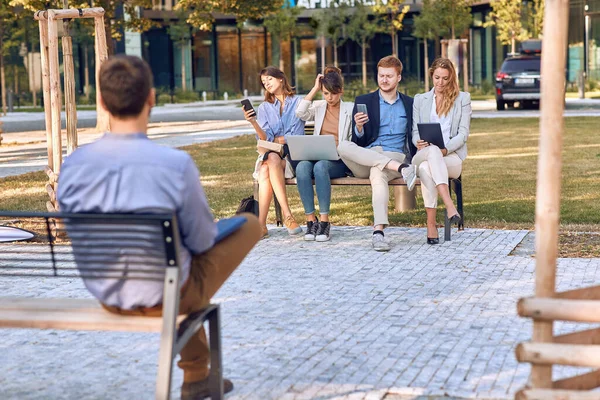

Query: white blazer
295,99,354,148
412,90,471,160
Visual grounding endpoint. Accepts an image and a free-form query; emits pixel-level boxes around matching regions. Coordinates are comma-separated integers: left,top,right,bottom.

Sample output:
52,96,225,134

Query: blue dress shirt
57,133,217,309
257,95,305,142
355,92,407,153
369,92,407,153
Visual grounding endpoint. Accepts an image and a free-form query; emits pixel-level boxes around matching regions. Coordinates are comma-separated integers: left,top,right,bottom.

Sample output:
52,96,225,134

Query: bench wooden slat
0,297,184,332
284,177,420,186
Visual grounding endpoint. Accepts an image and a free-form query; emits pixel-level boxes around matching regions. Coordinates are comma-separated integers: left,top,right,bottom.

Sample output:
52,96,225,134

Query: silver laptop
287,135,340,161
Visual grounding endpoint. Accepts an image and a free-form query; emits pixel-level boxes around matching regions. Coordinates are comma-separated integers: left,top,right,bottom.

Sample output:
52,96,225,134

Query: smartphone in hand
356,104,369,122
241,99,256,117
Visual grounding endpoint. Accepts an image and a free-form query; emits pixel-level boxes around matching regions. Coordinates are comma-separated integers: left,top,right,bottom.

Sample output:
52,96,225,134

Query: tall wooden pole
94,15,109,133
62,0,78,155
47,11,62,175
38,15,53,169
462,40,469,93
530,0,570,388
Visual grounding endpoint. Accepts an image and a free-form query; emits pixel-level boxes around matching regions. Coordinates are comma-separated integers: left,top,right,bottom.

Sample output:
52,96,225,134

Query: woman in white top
402,57,471,244
295,67,353,242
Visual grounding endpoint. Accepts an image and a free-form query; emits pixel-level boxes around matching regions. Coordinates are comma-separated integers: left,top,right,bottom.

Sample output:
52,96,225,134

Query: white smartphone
356,104,369,122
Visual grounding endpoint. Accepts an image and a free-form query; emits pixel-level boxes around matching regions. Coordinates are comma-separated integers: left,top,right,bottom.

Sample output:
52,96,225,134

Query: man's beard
379,84,397,94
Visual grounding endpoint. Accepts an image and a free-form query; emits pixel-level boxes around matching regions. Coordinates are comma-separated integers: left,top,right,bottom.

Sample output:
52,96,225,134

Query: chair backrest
0,211,180,281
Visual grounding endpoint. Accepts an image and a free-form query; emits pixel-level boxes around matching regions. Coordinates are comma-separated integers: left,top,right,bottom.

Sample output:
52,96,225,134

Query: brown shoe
284,215,302,235
181,377,233,400
261,225,269,239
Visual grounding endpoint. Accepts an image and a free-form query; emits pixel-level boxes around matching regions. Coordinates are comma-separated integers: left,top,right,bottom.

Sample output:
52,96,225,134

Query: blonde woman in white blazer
294,67,353,242
401,58,471,244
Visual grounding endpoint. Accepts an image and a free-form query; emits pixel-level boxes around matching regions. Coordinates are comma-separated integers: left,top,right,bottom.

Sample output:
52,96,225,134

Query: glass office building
138,1,599,95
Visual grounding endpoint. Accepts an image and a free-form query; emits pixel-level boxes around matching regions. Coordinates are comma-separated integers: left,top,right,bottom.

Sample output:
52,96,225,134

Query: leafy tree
413,0,443,90
372,0,410,57
263,0,301,71
346,0,379,87
311,0,349,68
168,9,194,91
10,0,155,55
178,0,282,30
526,0,544,39
437,0,472,39
484,0,528,53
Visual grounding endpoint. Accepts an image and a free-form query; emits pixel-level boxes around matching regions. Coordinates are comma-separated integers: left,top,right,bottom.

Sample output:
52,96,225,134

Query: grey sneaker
401,164,417,191
315,221,331,242
372,232,391,252
304,220,319,241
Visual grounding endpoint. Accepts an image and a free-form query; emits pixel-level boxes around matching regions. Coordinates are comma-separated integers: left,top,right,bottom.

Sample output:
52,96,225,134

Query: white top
430,91,452,146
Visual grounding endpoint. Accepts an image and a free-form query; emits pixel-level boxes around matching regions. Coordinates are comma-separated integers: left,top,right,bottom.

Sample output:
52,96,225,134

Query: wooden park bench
253,123,464,241
0,211,224,400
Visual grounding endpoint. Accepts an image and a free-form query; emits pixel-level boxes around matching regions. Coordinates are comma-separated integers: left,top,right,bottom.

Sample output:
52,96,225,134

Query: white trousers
338,141,405,227
412,146,462,208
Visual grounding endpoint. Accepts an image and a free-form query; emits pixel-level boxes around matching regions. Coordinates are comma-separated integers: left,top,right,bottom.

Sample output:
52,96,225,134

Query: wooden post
47,11,62,175
38,14,53,170
62,1,78,155
94,15,109,133
441,40,448,58
530,0,570,389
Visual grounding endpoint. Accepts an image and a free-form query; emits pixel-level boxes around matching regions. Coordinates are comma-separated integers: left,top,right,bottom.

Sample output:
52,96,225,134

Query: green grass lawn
2,118,600,232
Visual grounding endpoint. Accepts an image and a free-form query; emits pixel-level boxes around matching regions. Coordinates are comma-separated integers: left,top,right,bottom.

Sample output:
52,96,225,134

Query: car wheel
496,100,505,111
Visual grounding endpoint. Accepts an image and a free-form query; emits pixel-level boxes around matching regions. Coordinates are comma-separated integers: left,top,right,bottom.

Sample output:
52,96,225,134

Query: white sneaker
372,232,391,252
401,164,417,191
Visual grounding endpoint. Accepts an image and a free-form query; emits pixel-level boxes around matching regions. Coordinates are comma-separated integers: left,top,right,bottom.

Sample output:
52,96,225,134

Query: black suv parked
495,40,541,111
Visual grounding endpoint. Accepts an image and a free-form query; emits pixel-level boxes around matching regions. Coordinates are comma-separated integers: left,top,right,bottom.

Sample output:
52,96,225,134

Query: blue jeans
295,160,349,215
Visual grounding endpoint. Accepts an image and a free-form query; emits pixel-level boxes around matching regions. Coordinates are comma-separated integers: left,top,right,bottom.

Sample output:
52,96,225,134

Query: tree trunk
321,35,326,73
424,38,430,92
104,12,114,55
0,52,6,116
391,30,397,57
14,64,19,94
84,44,90,101
511,37,516,54
279,42,284,72
181,41,187,91
334,45,338,68
361,39,367,88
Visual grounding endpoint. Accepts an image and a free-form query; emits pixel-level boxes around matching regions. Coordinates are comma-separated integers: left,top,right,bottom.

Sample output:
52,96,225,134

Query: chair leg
444,208,451,242
155,268,180,400
453,178,464,231
208,306,223,400
274,195,283,227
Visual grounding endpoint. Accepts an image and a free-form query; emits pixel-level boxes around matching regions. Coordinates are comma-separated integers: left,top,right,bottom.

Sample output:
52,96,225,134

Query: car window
501,58,541,73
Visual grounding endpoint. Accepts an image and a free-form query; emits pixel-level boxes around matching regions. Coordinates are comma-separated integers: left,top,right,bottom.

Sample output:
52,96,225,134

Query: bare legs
257,153,295,227
425,183,459,238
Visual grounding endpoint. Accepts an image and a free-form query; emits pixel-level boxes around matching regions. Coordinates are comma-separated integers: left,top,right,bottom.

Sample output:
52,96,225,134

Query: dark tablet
417,123,446,150
215,216,247,244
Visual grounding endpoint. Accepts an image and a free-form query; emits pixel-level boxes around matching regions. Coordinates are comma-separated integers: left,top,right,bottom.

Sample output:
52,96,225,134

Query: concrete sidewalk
0,120,254,178
1,225,596,399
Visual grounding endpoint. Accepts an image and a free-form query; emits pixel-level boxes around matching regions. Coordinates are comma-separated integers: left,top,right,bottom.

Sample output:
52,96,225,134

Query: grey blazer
295,99,354,148
412,90,471,160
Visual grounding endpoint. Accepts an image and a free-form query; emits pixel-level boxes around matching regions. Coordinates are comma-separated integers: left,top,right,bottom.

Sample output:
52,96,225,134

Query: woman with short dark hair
294,67,353,242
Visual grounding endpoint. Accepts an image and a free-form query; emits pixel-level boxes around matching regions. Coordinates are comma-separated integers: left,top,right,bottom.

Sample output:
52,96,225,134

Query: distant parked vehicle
495,40,542,111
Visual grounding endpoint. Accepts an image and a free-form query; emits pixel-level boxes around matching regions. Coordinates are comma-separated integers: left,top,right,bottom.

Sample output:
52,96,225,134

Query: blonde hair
429,58,459,117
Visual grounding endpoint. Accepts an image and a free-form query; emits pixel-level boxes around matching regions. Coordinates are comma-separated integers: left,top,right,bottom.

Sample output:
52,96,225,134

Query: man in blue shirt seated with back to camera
337,55,416,252
57,55,261,399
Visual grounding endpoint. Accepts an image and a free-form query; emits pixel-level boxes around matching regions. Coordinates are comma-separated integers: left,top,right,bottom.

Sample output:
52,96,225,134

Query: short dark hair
259,66,295,103
99,55,153,118
320,66,344,94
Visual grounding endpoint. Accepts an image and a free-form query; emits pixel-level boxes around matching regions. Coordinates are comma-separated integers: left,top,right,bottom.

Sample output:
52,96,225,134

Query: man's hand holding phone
355,104,369,133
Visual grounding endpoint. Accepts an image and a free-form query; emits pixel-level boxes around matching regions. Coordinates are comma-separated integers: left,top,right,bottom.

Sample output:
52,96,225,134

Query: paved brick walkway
1,226,598,399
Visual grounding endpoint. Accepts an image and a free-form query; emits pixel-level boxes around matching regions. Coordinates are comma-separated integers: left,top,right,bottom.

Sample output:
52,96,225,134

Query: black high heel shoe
448,213,461,226
427,237,439,245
